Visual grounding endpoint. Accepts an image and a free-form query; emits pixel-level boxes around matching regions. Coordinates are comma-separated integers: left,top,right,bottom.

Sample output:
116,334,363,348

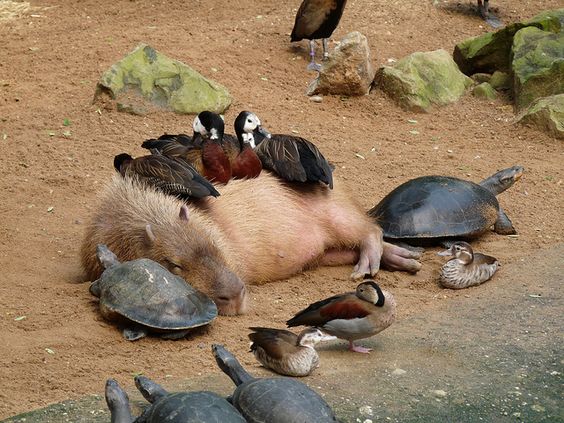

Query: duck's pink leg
349,341,372,354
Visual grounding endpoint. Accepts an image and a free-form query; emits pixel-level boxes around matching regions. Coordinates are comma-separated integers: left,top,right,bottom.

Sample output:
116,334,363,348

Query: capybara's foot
351,233,382,279
381,242,422,273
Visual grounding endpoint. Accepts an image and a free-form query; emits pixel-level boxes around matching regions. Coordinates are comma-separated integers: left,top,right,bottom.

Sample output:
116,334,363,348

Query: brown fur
81,172,383,315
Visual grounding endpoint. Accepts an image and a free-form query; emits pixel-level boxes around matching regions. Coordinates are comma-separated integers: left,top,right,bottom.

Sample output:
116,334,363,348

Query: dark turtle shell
94,258,217,330
369,176,499,239
137,391,246,423
233,377,338,423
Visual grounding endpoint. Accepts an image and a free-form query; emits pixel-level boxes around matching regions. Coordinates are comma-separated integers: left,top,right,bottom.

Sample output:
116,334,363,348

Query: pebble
432,389,447,398
359,405,373,416
309,95,323,103
392,368,407,375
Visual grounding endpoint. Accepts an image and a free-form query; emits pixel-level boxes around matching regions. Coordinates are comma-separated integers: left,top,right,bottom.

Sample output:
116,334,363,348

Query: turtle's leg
122,326,148,341
381,242,422,274
160,330,190,340
494,207,516,235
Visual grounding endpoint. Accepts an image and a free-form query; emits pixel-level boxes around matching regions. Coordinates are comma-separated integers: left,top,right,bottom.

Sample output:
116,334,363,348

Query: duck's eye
247,118,252,123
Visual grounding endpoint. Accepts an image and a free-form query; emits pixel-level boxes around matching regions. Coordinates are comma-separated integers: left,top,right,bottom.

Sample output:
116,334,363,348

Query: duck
287,280,396,353
249,116,333,188
291,0,348,71
141,111,232,184
221,111,269,180
113,152,220,200
248,327,336,377
438,241,499,289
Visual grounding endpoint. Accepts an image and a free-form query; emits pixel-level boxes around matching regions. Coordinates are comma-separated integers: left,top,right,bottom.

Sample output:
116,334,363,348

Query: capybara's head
144,206,247,316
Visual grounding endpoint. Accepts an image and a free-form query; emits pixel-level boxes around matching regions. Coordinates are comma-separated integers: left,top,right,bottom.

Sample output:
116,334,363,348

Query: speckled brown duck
113,152,219,200
438,241,499,289
287,280,395,353
248,327,336,377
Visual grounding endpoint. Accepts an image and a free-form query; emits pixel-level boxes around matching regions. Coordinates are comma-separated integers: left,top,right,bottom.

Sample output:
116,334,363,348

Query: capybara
81,173,421,315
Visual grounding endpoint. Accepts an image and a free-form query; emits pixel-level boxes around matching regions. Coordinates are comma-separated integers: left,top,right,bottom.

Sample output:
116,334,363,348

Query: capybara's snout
213,269,248,316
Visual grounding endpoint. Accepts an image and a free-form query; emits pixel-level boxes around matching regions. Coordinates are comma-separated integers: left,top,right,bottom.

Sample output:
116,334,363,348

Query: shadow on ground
4,245,562,423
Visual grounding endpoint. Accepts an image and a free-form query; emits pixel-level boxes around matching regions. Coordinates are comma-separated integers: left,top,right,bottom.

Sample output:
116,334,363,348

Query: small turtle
105,377,246,423
90,244,217,341
212,344,339,423
369,166,523,245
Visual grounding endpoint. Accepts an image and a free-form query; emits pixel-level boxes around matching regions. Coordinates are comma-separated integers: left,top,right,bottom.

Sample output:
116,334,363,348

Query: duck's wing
472,252,498,265
287,292,369,327
248,327,300,359
296,136,333,188
125,154,219,199
141,134,200,156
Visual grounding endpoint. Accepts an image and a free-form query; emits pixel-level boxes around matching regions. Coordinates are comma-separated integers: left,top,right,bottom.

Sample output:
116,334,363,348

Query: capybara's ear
145,224,156,246
179,205,189,222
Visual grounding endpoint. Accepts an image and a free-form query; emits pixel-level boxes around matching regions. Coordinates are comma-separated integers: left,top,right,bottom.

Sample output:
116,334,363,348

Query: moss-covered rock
94,44,232,115
472,82,497,100
453,8,564,75
489,71,511,90
517,94,564,139
374,49,473,112
471,73,492,83
512,27,564,110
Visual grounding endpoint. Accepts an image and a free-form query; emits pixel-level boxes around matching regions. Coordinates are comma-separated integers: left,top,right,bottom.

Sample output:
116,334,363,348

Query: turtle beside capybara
81,173,421,315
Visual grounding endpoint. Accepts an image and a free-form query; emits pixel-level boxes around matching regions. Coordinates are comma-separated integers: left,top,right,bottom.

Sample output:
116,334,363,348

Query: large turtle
90,244,217,341
369,166,523,245
105,376,246,423
212,344,339,423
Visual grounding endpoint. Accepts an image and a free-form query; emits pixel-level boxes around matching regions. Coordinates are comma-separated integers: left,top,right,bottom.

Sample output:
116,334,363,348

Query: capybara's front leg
351,231,383,279
381,242,422,273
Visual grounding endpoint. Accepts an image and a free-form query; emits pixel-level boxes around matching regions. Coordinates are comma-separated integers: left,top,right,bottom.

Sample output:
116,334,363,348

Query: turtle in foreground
212,344,339,423
369,166,523,246
90,244,217,341
105,377,246,423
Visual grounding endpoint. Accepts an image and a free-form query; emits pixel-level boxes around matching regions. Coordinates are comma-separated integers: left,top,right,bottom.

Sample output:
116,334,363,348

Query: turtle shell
232,377,338,423
369,176,499,239
95,258,217,330
139,391,246,423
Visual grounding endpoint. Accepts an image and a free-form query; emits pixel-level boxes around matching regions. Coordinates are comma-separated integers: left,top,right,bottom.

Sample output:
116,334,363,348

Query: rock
453,8,563,75
489,71,511,90
512,27,564,110
471,73,492,83
358,405,373,416
516,94,564,139
307,31,375,96
472,82,497,100
392,368,407,375
432,389,447,398
375,49,473,112
94,44,232,115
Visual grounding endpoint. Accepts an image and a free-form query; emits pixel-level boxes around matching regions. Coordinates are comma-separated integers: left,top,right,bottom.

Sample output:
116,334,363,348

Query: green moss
453,8,564,75
489,71,511,90
512,27,564,109
517,94,564,139
472,82,497,99
375,50,472,112
95,44,231,114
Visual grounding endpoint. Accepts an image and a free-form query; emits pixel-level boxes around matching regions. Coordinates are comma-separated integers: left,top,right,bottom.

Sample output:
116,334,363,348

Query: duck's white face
241,113,261,147
193,116,220,140
299,328,336,348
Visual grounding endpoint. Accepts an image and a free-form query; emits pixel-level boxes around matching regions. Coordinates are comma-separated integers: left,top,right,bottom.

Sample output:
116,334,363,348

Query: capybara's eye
163,258,184,273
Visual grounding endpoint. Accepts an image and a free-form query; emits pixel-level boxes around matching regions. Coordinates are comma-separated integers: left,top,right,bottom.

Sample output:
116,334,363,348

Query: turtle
212,344,339,423
90,244,217,341
105,377,246,423
368,166,523,245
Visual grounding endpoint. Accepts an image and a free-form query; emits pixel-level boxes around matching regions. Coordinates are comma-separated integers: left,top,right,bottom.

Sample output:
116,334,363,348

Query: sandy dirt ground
0,0,562,418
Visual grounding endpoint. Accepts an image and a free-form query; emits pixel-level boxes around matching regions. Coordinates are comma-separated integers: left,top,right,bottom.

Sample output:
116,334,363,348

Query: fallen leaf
14,316,26,321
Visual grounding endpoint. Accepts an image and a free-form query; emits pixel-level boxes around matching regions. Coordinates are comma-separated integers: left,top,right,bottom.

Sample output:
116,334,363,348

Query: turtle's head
96,244,121,270
480,166,524,195
105,379,133,422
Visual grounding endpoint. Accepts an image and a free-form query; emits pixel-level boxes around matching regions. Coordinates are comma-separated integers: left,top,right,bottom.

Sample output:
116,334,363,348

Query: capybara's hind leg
381,242,422,273
351,231,382,279
320,249,358,266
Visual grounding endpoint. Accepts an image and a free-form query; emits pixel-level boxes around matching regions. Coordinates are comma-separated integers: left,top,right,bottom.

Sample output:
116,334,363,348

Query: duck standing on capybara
81,173,421,315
